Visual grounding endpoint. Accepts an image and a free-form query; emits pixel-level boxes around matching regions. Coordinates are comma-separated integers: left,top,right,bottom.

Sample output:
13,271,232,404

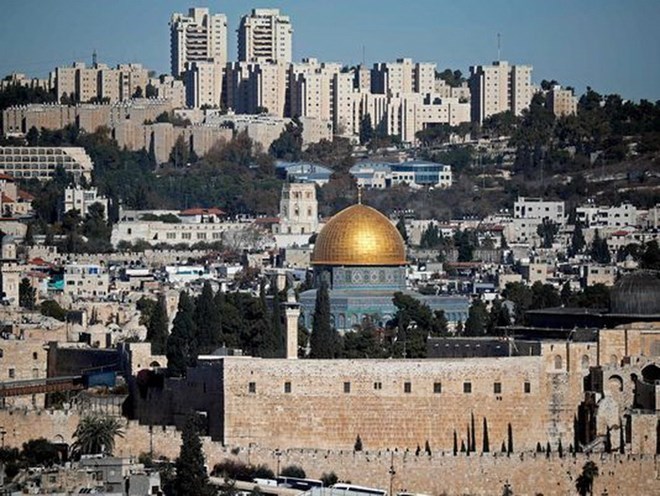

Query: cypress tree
466,423,471,454
470,412,477,452
453,430,458,456
194,281,221,353
309,279,340,358
166,292,197,377
425,440,431,456
558,438,564,458
546,441,551,458
146,295,169,355
354,435,363,451
482,417,490,453
174,415,214,496
460,440,466,453
507,423,514,454
619,419,625,454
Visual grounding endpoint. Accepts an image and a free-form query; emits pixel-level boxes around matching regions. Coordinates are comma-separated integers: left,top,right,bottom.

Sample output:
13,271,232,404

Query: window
433,382,442,394
33,352,38,360
343,381,351,393
248,382,256,393
181,232,191,240
373,382,382,390
463,382,472,393
284,381,291,393
494,382,502,394
404,382,412,393
524,382,531,394
8,368,15,379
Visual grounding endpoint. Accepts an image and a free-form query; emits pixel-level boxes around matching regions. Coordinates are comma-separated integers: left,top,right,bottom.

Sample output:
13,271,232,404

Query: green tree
589,229,611,264
174,415,214,496
71,415,124,457
280,465,306,478
146,296,169,355
640,240,660,270
536,219,559,248
19,277,36,310
167,292,198,377
354,435,363,452
21,438,61,467
309,280,341,358
487,298,511,335
502,282,533,324
569,221,586,256
389,293,440,358
482,417,490,453
530,282,561,310
194,281,222,354
359,113,374,145
575,461,599,496
507,423,513,454
396,216,409,244
269,118,303,161
40,300,67,321
464,299,488,336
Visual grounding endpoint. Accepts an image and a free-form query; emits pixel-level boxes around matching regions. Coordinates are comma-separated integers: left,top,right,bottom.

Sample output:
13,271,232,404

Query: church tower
274,182,318,235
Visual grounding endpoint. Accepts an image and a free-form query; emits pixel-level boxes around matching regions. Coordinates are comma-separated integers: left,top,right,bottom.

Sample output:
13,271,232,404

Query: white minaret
283,288,300,359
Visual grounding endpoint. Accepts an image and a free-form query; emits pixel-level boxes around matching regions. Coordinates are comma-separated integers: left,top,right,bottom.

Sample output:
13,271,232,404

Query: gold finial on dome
311,203,406,266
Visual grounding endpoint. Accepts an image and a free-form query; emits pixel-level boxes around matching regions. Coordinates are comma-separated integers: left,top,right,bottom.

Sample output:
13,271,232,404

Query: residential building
546,85,577,117
170,7,228,77
184,60,223,108
511,197,565,244
371,58,435,95
54,62,149,103
63,186,109,219
147,75,186,108
576,203,638,228
469,60,533,124
350,161,452,189
238,8,293,64
0,146,93,181
223,61,288,117
63,263,110,298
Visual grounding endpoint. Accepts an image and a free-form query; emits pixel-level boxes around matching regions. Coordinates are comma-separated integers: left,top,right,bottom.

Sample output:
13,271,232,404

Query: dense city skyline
2,0,660,101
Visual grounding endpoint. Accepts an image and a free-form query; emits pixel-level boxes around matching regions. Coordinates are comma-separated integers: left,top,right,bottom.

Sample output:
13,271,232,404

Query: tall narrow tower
170,7,228,77
238,8,293,63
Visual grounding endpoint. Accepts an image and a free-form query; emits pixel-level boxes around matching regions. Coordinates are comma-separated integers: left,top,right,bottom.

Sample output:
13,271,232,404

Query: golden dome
312,204,406,266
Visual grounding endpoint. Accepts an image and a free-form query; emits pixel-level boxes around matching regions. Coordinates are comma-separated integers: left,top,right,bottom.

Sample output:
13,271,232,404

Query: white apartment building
223,61,288,116
54,62,148,103
0,146,93,181
184,61,223,108
512,197,565,244
289,59,341,123
546,85,577,117
469,60,533,124
238,8,293,64
576,203,638,228
63,264,110,299
63,186,109,219
350,161,452,189
371,58,435,95
170,7,228,77
147,75,186,108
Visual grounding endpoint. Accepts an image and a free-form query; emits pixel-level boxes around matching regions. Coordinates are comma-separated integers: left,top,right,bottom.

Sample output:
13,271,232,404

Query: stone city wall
0,409,657,495
219,355,589,452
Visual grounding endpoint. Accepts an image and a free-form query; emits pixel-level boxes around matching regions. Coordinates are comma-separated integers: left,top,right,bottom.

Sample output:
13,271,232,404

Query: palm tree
575,461,599,496
71,414,124,457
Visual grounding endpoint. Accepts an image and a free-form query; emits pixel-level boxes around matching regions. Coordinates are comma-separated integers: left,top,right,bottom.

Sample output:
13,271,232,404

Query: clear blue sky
3,0,660,101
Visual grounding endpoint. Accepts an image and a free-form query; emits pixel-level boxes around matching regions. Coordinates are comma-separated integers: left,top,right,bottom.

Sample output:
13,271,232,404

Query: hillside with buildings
0,4,658,496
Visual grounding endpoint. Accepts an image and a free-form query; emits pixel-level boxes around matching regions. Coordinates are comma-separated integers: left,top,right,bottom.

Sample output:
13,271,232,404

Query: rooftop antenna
92,49,97,67
497,33,501,62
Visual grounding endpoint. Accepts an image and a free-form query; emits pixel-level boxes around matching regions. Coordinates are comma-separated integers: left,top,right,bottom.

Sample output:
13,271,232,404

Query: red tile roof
1,193,14,203
179,207,225,216
17,190,34,201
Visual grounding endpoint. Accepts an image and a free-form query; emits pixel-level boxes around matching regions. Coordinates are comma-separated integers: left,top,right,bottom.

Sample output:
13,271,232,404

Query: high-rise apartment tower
170,7,228,77
238,8,292,64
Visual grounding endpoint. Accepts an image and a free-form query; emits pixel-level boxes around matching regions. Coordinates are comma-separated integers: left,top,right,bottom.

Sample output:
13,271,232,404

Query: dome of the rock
311,204,406,266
